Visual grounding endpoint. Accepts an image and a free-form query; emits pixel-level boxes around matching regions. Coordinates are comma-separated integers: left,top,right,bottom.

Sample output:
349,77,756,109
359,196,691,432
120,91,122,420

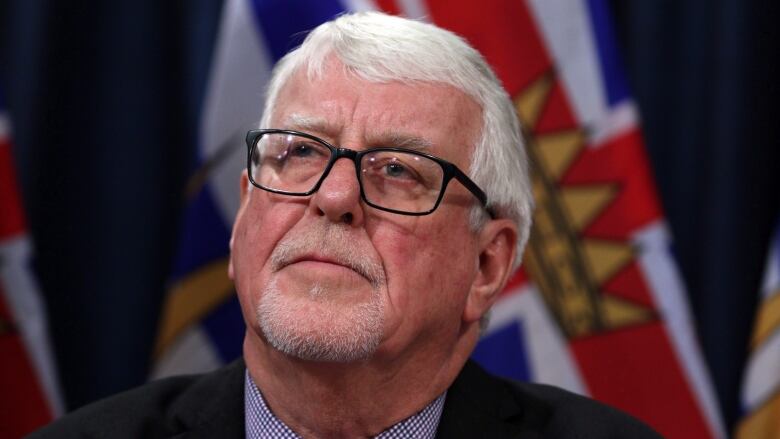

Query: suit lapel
163,358,551,438
170,359,246,439
435,360,549,439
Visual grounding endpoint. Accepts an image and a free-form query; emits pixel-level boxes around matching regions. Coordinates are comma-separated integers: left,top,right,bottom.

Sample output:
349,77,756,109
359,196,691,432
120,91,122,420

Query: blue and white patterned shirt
245,370,446,438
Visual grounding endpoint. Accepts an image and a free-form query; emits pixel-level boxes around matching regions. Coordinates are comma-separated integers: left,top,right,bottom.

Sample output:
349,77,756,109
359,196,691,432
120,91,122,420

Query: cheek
375,217,476,325
232,198,304,321
233,206,273,278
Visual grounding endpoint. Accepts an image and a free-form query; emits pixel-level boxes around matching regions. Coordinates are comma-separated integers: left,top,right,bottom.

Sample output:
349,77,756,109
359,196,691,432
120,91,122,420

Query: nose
310,157,364,226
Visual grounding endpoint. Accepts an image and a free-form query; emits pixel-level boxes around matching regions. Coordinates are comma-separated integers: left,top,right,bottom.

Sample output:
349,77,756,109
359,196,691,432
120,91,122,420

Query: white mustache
269,224,386,289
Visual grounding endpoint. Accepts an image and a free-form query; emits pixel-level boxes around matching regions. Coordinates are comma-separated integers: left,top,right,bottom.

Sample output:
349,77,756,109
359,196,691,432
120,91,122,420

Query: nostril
341,212,353,224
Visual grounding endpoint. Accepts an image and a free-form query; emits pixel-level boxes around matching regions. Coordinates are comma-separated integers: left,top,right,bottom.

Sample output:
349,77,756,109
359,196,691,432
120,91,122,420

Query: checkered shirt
245,369,446,438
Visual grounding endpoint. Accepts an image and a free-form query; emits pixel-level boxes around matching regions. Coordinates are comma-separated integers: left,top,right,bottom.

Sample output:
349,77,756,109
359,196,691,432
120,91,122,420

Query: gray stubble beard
256,225,387,363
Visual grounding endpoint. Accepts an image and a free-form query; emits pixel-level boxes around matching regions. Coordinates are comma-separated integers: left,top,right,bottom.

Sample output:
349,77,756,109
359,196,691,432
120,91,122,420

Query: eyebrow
368,131,433,151
283,114,337,135
282,113,433,151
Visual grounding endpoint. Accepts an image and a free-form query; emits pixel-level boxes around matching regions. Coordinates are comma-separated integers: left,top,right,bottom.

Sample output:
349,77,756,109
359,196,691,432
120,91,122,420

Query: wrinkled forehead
267,65,483,170
273,59,481,134
266,54,483,121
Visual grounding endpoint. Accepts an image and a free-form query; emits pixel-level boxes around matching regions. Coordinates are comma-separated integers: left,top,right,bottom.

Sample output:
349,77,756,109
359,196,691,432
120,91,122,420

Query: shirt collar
245,369,446,438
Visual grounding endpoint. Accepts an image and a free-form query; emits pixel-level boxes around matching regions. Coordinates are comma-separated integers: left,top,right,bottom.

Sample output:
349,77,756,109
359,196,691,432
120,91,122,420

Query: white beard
256,224,386,362
257,278,385,362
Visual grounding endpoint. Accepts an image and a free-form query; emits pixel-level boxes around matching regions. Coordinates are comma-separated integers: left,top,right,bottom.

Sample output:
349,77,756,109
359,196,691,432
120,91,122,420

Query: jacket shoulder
27,359,245,439
437,360,662,439
510,380,663,438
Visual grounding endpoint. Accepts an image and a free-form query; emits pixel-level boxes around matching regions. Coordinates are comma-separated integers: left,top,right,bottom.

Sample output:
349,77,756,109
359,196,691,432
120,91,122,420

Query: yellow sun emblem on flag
515,71,657,339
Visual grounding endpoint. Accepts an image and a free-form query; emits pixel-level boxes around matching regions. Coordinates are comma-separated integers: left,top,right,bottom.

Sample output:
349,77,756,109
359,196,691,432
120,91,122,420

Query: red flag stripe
424,0,552,96
571,323,714,438
0,285,53,437
0,138,27,239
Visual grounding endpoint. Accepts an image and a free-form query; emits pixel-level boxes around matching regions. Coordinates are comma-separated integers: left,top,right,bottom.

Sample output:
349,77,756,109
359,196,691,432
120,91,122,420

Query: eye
363,153,430,185
284,141,330,161
384,162,413,179
290,143,316,157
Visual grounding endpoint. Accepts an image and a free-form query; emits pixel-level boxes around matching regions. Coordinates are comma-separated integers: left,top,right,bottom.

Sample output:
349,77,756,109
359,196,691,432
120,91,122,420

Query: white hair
259,12,533,270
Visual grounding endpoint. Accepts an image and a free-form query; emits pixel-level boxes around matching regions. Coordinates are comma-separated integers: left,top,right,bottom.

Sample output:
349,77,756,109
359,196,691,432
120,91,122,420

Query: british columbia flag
152,1,725,437
0,90,63,437
737,219,780,439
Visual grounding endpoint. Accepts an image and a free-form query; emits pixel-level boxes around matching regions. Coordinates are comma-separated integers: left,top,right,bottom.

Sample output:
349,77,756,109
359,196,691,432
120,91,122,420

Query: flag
0,90,63,437
444,0,722,436
152,1,725,437
736,219,780,439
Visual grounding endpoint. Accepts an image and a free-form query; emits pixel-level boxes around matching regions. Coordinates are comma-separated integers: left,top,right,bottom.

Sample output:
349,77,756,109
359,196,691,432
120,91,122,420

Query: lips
282,254,367,282
280,252,383,291
268,226,386,289
285,253,348,269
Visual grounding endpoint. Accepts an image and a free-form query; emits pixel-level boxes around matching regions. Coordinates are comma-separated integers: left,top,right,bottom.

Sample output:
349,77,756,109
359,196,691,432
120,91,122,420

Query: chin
255,278,386,363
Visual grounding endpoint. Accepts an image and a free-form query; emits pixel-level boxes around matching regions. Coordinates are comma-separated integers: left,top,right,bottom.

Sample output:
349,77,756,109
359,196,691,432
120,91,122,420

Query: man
32,12,660,438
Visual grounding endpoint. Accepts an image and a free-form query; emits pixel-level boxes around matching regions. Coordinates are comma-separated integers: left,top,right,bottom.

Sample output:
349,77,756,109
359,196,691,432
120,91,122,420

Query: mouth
285,253,347,268
278,252,383,289
281,254,362,276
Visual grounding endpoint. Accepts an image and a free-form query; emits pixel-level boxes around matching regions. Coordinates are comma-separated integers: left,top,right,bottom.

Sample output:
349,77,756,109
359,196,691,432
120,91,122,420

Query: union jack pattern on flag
0,90,63,437
152,1,724,437
736,219,780,439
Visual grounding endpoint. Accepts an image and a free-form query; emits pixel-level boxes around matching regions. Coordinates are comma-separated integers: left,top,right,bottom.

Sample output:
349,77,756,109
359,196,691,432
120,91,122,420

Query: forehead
269,62,483,167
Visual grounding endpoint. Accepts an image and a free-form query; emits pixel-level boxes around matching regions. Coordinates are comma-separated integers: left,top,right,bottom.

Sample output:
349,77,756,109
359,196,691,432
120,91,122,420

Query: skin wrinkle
260,221,388,363
231,52,518,437
259,277,385,362
284,113,435,153
269,223,387,289
261,17,533,267
249,62,484,359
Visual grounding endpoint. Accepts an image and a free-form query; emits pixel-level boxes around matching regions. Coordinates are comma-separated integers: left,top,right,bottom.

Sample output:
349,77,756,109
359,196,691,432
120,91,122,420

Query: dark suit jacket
29,359,662,438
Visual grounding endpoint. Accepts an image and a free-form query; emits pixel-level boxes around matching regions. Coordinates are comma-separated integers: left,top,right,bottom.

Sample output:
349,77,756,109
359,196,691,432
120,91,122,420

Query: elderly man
32,12,660,439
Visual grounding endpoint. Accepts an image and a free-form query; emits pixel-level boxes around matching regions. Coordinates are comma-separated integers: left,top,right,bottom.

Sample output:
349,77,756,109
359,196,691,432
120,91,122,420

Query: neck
243,327,477,438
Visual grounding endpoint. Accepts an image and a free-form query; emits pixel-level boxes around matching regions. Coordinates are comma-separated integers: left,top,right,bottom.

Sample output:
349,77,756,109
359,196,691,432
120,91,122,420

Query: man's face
230,60,486,364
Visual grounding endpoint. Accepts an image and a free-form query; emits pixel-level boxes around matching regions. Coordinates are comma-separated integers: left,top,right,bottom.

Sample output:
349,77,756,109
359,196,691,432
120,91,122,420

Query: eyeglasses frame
245,129,489,216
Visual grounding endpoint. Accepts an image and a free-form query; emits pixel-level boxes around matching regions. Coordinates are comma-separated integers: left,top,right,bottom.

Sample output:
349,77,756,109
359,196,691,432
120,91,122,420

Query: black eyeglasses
245,129,489,216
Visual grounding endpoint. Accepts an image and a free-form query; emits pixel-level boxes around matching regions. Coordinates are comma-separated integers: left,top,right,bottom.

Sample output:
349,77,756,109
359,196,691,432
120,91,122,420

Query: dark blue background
1,0,778,431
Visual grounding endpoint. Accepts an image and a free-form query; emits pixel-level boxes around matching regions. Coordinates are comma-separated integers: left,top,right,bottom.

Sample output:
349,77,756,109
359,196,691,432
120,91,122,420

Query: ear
228,171,250,280
462,218,518,325
239,170,250,202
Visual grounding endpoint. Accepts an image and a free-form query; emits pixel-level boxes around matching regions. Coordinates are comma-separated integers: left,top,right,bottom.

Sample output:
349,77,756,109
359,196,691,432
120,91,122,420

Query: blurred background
1,0,778,437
